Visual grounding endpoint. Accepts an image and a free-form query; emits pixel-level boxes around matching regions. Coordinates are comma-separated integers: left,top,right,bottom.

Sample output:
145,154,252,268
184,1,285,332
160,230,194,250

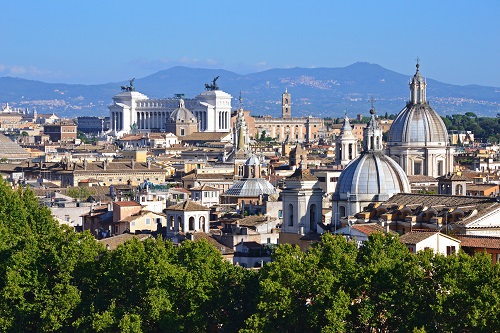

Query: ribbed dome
387,103,449,145
224,178,278,197
168,99,196,123
335,151,411,201
387,63,449,146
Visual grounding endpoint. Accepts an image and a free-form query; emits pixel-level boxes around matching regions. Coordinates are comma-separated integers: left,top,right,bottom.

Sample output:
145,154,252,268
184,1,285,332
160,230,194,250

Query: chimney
147,160,151,169
83,159,87,171
103,161,106,170
131,159,135,170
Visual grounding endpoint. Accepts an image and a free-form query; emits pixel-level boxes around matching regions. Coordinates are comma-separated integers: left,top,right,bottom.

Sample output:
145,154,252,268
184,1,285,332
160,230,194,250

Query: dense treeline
442,112,500,144
1,180,500,332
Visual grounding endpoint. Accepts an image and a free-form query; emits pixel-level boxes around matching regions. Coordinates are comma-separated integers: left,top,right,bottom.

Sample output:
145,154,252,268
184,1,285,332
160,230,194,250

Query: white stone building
164,200,210,234
108,81,232,138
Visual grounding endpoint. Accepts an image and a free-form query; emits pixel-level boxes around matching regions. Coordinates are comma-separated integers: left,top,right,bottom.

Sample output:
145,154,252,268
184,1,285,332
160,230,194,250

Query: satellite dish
348,220,353,227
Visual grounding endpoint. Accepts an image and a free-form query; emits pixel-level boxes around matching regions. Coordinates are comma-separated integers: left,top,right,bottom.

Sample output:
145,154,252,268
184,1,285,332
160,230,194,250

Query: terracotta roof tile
351,224,386,235
166,200,210,211
399,230,438,244
455,235,500,249
98,234,152,251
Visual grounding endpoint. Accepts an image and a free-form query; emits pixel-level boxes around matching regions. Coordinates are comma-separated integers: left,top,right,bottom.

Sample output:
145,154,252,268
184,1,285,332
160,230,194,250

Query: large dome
387,63,449,147
334,151,411,202
387,103,449,146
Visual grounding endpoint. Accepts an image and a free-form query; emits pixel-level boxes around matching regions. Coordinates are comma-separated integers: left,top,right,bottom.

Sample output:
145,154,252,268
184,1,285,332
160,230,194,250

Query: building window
339,206,346,218
131,221,136,227
145,218,150,225
437,160,444,176
414,161,422,175
446,246,456,255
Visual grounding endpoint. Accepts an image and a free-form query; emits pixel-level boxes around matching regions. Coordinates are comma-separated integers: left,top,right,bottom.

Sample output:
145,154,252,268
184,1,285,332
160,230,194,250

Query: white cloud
0,64,55,79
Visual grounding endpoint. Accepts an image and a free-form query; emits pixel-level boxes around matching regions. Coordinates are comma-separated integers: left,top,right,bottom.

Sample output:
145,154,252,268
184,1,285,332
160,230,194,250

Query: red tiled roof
399,230,438,244
455,235,500,249
166,200,210,211
351,224,386,236
190,184,220,191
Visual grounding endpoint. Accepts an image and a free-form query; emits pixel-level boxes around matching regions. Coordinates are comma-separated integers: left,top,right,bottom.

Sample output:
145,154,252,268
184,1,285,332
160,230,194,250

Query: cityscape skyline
2,0,499,87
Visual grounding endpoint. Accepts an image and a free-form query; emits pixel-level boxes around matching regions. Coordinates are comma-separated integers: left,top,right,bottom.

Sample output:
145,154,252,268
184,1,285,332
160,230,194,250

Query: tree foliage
0,177,500,332
443,113,500,143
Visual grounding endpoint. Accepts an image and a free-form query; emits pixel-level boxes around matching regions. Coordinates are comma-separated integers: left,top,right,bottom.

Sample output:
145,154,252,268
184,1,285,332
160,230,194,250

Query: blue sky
2,0,499,86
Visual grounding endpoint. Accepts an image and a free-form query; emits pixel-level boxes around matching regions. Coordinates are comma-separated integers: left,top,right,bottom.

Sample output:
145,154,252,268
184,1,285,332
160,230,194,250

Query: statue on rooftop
121,78,135,92
204,76,219,91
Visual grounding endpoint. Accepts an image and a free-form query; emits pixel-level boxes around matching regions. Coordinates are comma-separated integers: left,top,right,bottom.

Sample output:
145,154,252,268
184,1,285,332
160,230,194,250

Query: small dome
335,151,411,201
245,155,261,166
387,103,449,145
224,178,278,197
169,99,196,123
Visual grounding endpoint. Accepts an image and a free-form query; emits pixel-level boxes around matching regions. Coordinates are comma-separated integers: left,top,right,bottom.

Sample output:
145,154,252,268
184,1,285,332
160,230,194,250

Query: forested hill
1,62,499,119
1,179,499,332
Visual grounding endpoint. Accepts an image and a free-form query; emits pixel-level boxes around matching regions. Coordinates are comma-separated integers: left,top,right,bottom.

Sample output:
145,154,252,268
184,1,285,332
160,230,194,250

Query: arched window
456,184,463,195
339,206,346,218
288,204,294,226
189,216,195,231
177,216,183,232
309,204,317,232
199,216,206,232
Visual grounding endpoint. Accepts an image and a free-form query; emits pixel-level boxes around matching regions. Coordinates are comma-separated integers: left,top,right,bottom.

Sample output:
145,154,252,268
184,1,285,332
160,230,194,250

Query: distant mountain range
1,62,499,119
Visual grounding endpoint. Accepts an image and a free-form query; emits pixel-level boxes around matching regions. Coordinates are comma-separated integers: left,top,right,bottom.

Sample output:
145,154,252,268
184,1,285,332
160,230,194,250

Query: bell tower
335,113,358,166
282,88,291,119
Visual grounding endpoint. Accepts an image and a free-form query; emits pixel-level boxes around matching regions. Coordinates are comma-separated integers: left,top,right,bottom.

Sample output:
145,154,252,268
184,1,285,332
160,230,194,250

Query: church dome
387,103,449,145
245,155,261,166
224,178,278,197
335,151,411,201
387,63,449,146
334,106,411,202
168,99,196,123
